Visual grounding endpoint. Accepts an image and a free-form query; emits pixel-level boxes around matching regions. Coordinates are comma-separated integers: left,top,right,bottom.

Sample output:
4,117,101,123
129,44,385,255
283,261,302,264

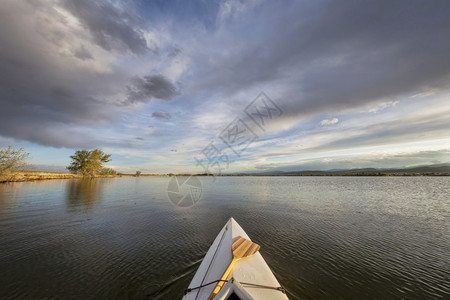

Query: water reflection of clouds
66,179,106,213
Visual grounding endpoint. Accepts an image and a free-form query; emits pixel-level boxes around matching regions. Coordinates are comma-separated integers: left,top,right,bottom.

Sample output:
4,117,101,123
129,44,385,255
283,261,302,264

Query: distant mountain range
233,164,450,176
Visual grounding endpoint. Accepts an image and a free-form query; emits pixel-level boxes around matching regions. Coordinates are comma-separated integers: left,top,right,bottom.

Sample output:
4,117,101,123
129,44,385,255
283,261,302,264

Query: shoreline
0,170,448,184
0,171,177,183
0,171,82,183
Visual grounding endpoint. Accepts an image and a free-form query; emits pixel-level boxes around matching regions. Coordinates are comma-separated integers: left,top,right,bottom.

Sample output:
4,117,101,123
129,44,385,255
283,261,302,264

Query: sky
0,0,449,174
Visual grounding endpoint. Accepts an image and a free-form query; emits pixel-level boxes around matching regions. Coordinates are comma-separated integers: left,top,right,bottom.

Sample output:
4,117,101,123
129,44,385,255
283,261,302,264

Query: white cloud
218,0,247,23
320,118,339,126
363,100,399,113
217,0,260,25
164,55,189,81
410,88,439,99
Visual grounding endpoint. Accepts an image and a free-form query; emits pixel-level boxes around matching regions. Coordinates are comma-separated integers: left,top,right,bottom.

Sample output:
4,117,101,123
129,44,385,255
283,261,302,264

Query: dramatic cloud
0,1,122,147
62,0,153,55
191,1,450,119
0,0,178,148
125,75,180,104
152,111,171,120
0,0,449,172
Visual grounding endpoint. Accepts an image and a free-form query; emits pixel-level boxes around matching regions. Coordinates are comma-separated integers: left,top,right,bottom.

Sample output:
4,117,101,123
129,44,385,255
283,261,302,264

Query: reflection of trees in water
66,179,105,212
0,183,20,216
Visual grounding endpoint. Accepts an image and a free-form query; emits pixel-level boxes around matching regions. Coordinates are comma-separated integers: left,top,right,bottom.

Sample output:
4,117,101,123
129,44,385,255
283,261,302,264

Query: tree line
1,146,117,182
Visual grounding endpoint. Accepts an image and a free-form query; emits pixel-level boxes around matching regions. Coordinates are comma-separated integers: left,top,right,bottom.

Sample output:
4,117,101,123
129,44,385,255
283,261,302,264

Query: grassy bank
0,171,84,183
0,171,171,183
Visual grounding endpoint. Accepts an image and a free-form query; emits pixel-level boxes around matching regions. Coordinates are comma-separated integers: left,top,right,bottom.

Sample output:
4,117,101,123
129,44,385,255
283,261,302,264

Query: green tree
0,146,30,181
98,167,117,175
67,149,111,177
135,171,141,177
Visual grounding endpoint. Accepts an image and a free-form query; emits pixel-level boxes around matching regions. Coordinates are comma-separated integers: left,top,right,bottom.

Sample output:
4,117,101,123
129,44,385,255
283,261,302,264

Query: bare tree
0,146,30,182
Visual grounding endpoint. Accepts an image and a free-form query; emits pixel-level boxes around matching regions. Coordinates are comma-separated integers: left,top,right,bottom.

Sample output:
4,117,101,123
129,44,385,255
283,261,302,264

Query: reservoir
0,177,448,299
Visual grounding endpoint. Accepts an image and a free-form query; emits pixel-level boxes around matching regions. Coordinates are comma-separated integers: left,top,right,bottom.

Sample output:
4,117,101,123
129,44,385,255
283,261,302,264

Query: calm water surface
0,177,449,299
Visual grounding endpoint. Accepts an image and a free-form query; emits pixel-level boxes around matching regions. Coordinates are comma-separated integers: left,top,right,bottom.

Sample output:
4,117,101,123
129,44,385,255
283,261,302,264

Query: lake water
0,177,448,299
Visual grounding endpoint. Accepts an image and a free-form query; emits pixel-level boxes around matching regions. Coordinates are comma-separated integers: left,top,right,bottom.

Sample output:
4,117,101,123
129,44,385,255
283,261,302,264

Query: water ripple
0,177,449,299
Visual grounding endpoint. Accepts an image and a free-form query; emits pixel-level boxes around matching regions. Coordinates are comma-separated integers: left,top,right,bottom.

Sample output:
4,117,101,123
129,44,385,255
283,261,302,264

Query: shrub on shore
0,146,31,182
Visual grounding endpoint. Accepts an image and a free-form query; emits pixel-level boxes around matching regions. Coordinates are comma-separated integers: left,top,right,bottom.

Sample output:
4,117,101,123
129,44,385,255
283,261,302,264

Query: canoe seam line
194,219,230,300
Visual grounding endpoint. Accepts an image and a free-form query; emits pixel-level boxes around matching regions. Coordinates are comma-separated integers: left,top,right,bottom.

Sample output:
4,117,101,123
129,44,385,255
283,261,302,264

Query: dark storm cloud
0,1,174,148
0,84,115,148
0,1,125,148
195,0,450,116
125,75,179,104
62,0,153,55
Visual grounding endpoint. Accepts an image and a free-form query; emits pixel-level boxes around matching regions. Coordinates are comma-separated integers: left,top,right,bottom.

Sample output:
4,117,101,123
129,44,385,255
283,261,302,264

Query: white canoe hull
183,218,289,300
